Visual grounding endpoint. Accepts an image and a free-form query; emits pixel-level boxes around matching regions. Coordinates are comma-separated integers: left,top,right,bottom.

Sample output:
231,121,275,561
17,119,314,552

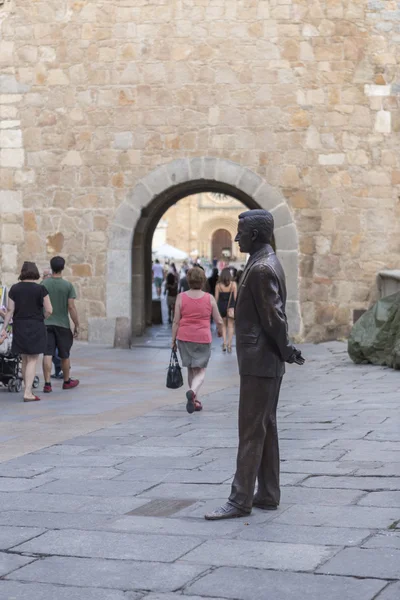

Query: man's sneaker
43,383,52,393
62,379,79,390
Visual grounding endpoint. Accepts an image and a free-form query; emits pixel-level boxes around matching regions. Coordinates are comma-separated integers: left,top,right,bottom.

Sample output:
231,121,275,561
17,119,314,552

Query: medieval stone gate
88,158,300,344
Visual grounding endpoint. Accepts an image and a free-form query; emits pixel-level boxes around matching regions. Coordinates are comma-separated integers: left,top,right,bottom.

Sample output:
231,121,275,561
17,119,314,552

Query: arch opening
94,158,301,345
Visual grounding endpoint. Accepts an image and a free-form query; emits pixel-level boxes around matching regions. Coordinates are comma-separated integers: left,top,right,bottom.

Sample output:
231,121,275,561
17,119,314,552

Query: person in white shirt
152,259,164,298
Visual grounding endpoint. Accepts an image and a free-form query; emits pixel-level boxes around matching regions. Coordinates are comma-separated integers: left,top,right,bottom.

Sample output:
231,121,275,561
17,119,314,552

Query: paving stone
0,526,46,550
33,479,151,497
115,456,212,470
138,483,232,500
36,467,122,480
280,461,357,475
363,532,400,549
0,552,36,577
0,465,53,478
0,474,55,492
358,491,400,507
5,455,125,468
144,595,227,600
302,476,400,490
0,492,90,512
280,486,362,506
237,523,372,546
105,515,248,537
272,505,400,528
181,539,337,571
0,510,115,530
317,547,400,579
186,567,386,600
0,581,137,600
14,529,203,562
374,582,400,600
6,556,207,592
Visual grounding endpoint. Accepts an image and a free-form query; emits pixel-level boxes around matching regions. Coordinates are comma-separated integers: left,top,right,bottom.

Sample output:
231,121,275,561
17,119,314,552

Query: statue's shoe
204,502,250,520
252,496,278,510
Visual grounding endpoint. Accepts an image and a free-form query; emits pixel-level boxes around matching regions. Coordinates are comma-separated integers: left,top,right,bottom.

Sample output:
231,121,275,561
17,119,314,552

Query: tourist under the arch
205,209,305,520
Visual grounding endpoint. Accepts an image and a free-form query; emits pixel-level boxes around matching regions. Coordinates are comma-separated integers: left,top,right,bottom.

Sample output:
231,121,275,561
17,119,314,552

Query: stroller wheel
33,376,39,389
8,380,14,393
15,378,22,393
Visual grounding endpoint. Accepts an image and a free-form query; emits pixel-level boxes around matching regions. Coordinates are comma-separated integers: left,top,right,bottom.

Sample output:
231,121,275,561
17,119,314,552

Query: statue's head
235,209,274,254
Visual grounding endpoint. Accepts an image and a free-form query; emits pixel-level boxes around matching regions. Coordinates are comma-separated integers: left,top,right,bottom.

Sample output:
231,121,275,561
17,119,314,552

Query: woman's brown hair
187,266,206,290
220,267,232,287
19,261,40,281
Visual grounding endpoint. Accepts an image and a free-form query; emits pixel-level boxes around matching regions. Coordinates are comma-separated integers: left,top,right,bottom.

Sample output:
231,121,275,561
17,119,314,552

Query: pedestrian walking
215,267,237,353
0,262,53,402
152,259,164,298
172,266,223,414
206,268,219,297
165,272,178,324
42,256,80,393
42,268,62,379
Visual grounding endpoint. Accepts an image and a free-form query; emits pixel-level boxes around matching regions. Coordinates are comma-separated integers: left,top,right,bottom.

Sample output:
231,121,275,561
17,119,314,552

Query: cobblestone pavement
0,338,399,599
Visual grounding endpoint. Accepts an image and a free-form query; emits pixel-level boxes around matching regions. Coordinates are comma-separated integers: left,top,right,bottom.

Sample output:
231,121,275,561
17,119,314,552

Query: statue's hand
287,347,305,365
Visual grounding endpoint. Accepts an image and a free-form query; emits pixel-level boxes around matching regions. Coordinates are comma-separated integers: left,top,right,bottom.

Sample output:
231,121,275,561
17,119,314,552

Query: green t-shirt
42,277,76,329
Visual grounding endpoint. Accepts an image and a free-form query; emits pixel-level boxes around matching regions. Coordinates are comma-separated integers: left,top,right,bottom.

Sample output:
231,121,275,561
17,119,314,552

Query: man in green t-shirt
42,256,80,393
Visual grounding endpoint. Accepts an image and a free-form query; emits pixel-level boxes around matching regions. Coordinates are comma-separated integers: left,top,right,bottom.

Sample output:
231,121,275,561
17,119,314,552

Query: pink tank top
177,292,212,344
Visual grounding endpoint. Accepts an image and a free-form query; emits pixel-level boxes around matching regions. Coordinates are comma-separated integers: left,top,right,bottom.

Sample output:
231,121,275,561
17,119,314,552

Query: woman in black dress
215,267,237,353
0,262,52,402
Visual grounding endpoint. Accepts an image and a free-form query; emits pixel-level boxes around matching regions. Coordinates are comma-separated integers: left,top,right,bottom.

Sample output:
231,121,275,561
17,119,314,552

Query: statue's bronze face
235,219,253,254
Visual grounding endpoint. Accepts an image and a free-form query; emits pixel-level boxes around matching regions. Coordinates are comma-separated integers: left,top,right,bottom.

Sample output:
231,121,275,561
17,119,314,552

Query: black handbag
166,350,184,389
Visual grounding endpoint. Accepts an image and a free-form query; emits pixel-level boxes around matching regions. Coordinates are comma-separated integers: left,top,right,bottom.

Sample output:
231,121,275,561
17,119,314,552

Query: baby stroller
0,325,39,394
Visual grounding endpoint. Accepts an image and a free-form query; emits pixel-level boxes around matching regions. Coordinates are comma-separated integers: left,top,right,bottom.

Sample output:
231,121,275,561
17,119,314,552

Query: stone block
187,567,386,600
274,224,298,251
0,75,29,94
1,223,24,243
317,547,400,579
0,149,25,168
375,110,391,133
271,203,292,229
114,316,131,349
318,154,345,165
358,491,400,507
236,168,263,197
165,158,190,185
106,282,130,318
374,583,400,600
277,250,299,300
237,523,371,546
1,244,18,272
0,581,133,600
0,129,22,148
203,157,217,180
364,84,391,97
253,182,283,212
62,151,82,166
14,529,203,563
0,190,22,213
363,532,400,550
47,69,70,85
273,505,400,529
108,225,133,251
216,159,244,187
6,556,206,592
113,201,139,232
113,132,133,149
190,157,204,180
0,552,35,577
127,182,152,211
182,538,336,572
107,250,131,285
142,165,171,196
0,526,46,550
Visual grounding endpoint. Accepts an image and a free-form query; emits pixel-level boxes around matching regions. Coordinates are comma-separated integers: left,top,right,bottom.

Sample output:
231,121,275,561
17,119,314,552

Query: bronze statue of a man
205,209,304,520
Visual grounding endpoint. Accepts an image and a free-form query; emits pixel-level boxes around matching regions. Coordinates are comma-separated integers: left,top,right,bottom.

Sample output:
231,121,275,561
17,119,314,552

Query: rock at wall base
114,317,132,349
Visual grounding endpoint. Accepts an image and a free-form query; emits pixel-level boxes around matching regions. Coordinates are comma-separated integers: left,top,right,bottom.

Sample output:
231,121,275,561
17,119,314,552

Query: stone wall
0,0,399,341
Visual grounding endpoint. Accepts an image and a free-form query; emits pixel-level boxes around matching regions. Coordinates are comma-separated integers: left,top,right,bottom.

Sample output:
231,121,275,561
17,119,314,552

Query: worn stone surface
0,340,399,595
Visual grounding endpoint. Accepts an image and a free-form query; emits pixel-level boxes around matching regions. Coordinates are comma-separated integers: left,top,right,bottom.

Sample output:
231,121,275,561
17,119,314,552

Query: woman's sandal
227,345,232,354
222,344,227,352
23,396,40,402
186,390,195,414
194,399,203,411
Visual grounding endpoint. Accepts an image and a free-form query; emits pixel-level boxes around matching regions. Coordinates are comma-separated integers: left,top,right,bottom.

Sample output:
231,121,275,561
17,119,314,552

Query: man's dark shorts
45,325,73,359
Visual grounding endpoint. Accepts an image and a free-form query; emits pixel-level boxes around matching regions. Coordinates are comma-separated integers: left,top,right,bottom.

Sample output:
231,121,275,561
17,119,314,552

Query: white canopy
153,243,188,260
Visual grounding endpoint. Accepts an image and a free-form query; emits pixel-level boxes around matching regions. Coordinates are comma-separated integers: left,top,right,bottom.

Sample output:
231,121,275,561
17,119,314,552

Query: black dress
8,282,48,355
217,285,235,318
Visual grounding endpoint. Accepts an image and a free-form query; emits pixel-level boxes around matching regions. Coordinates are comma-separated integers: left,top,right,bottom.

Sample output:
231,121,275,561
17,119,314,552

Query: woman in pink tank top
172,267,223,414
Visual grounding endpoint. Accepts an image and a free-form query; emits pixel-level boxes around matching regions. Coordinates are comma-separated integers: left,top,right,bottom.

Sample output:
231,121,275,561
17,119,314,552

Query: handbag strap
227,283,234,308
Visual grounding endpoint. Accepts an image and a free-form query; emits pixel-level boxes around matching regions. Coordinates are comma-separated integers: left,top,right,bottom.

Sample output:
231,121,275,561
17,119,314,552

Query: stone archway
89,158,300,344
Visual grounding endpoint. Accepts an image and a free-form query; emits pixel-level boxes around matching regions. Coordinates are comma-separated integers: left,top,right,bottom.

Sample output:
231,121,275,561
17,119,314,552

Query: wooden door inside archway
211,229,232,261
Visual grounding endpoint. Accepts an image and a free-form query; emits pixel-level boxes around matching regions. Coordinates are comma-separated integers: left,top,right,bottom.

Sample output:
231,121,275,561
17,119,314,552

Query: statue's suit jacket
235,245,294,378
